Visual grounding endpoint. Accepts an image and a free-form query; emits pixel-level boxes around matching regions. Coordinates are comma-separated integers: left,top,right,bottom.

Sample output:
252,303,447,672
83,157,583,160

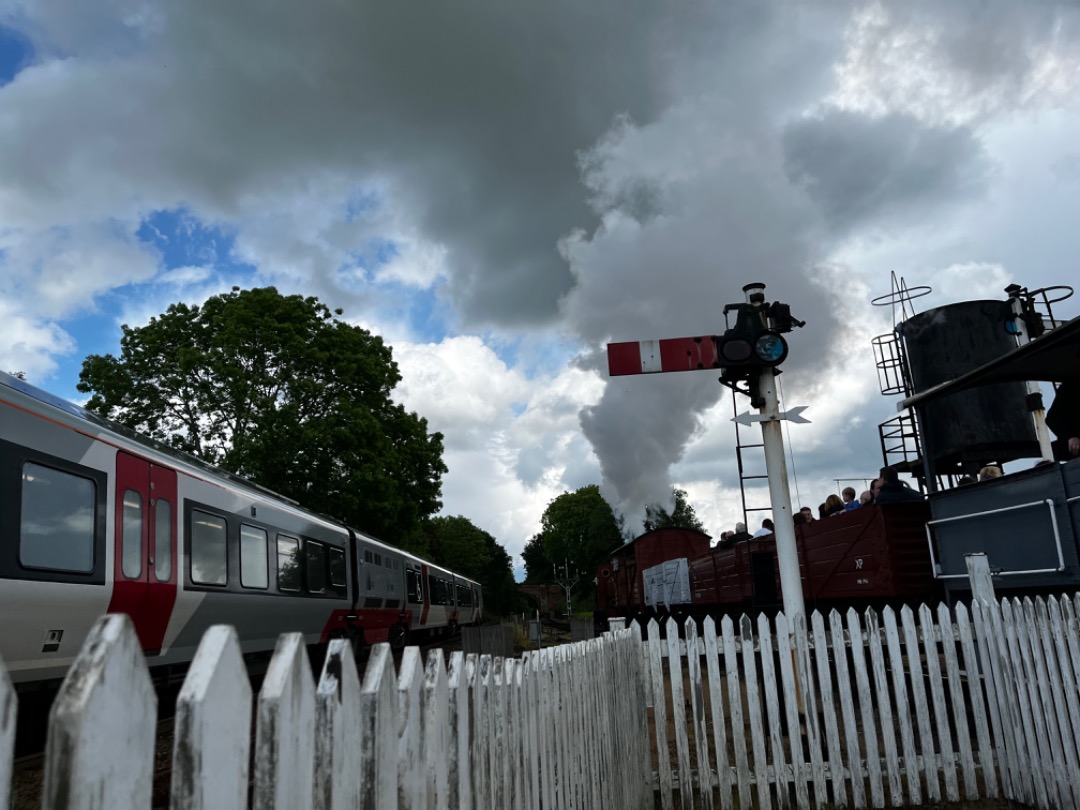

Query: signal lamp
720,338,753,363
754,332,788,365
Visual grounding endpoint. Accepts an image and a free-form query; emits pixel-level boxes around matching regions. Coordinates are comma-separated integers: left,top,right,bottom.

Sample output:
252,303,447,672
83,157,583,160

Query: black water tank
901,300,1039,473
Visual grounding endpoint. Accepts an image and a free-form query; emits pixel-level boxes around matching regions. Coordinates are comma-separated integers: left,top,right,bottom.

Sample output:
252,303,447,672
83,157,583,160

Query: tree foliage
403,516,520,616
77,286,446,545
643,487,706,533
522,485,622,585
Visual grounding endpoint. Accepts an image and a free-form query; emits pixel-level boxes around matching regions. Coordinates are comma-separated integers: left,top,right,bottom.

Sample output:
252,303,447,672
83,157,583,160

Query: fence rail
3,594,1080,809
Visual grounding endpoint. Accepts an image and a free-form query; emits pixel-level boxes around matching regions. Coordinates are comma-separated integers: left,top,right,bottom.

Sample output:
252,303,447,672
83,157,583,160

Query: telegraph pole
553,560,581,618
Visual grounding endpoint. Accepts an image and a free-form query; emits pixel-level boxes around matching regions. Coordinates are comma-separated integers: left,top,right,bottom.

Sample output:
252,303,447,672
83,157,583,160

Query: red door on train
106,451,178,654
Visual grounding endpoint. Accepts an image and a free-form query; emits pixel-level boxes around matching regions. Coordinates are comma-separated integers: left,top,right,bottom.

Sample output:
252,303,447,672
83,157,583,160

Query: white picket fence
0,615,649,810
639,595,1080,810
4,595,1080,809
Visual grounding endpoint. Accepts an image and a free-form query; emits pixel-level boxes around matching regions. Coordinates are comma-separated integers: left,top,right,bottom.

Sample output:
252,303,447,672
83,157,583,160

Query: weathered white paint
900,605,938,803
397,646,425,809
773,613,809,810
171,625,252,810
0,651,13,810
701,617,733,806
919,604,958,803
646,619,673,810
422,649,449,810
827,610,863,809
313,639,362,810
792,612,827,809
722,615,752,809
43,614,156,810
254,632,315,810
739,615,770,810
359,644,398,810
665,618,693,809
445,651,469,810
883,607,921,805
757,613,788,810
811,611,844,807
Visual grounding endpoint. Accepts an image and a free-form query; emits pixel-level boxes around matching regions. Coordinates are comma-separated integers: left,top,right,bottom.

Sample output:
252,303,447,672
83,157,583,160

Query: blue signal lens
754,333,787,364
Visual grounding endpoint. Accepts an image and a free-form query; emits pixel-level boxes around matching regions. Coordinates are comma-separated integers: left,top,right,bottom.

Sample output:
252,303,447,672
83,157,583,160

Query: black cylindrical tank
901,299,1039,473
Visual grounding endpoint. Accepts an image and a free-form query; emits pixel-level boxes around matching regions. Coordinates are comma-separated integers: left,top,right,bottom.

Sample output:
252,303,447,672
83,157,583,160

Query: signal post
607,282,808,623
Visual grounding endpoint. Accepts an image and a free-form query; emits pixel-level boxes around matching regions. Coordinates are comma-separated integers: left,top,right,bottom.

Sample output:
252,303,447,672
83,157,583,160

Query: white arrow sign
732,405,810,426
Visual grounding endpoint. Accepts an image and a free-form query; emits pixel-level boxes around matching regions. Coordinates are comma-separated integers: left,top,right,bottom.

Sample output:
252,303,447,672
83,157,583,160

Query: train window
277,535,300,592
305,541,326,593
364,549,373,564
19,462,95,573
121,489,142,579
374,553,382,567
154,499,172,582
190,510,227,586
406,570,423,603
329,547,346,589
240,524,269,589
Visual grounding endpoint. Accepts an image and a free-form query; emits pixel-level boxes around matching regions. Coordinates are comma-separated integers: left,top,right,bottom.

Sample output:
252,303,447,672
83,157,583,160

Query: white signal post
738,370,807,623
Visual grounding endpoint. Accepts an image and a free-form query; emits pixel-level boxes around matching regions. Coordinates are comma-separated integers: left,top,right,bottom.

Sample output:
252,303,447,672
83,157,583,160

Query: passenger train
0,370,482,686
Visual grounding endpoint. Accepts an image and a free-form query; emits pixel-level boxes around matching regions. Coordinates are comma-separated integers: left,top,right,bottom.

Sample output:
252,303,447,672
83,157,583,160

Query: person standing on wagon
1046,381,1080,460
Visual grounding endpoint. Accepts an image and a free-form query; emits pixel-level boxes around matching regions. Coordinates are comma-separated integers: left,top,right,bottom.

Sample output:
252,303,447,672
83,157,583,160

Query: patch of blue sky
343,187,383,224
137,207,239,271
47,299,131,402
404,286,451,344
336,238,401,290
0,25,33,86
485,332,585,382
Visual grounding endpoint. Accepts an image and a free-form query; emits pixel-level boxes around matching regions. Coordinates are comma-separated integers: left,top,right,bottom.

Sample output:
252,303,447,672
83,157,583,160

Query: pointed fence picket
0,653,13,810
5,593,1080,810
172,625,252,810
313,638,362,810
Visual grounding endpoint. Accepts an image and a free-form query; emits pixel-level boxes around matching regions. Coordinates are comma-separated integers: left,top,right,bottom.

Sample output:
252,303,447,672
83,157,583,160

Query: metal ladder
732,393,773,530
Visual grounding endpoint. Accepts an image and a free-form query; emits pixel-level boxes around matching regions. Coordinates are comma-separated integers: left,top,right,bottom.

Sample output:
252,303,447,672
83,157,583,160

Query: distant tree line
521,484,707,610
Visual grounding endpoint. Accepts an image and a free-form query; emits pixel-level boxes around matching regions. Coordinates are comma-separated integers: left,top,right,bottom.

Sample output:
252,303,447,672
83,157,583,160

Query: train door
419,564,430,627
106,451,178,654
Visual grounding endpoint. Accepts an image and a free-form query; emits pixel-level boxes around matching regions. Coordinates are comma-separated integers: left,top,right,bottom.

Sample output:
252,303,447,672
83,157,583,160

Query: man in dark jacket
1046,381,1080,460
874,467,924,504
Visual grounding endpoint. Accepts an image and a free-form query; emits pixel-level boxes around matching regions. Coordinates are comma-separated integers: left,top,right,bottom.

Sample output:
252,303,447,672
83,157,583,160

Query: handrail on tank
925,498,1065,580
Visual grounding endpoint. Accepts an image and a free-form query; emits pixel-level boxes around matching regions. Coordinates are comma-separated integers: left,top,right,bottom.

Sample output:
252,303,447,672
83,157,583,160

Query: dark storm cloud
782,111,990,232
0,0,724,327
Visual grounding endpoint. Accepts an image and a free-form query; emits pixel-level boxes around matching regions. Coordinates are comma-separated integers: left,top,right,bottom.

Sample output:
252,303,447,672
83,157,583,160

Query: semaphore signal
605,282,810,622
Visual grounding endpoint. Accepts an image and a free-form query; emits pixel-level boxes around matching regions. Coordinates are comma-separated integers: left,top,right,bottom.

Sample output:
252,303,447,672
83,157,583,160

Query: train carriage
0,370,481,685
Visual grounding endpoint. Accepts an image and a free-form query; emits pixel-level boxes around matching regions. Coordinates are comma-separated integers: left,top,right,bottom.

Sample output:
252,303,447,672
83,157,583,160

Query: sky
3,1,1080,580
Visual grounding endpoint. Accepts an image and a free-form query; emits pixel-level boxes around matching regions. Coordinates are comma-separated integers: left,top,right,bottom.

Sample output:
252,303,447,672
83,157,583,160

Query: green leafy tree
403,515,520,616
523,485,622,588
520,534,551,584
643,487,706,533
77,286,446,545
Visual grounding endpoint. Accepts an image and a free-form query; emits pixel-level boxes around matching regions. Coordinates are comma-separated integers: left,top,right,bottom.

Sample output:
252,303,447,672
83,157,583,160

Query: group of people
715,465,924,549
709,381,1080,551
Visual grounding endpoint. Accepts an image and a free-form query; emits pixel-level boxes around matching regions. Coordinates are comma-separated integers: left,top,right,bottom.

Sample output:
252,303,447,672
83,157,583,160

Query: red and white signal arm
607,336,720,377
